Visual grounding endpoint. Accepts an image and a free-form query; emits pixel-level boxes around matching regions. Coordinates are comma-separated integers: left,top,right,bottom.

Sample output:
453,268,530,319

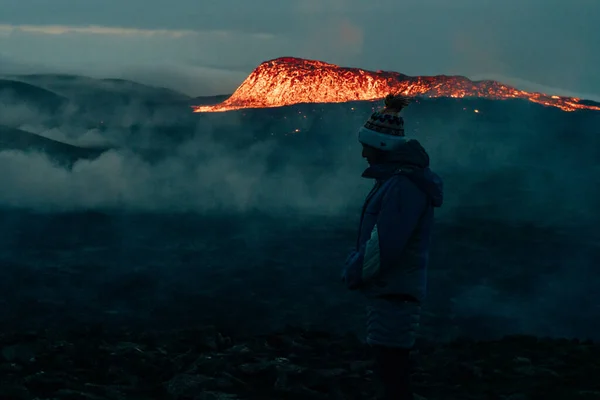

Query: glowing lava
193,57,600,113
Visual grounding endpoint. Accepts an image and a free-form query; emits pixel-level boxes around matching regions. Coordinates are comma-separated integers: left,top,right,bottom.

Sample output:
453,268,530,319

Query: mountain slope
0,125,107,165
10,74,189,103
0,79,69,113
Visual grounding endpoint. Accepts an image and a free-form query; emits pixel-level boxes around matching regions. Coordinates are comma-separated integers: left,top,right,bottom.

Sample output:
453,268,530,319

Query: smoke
295,0,364,57
410,103,600,228
402,102,600,341
1,94,598,225
0,101,365,213
98,63,246,97
0,141,356,213
31,126,112,147
0,82,598,340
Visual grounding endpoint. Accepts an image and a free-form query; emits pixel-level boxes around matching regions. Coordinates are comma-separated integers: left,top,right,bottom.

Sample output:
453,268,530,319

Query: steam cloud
0,96,599,225
0,99,366,213
0,90,598,341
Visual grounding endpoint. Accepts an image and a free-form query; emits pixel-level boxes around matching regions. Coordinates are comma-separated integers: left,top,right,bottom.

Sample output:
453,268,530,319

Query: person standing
342,94,444,400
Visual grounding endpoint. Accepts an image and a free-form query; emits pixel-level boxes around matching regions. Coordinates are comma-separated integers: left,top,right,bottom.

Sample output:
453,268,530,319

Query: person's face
361,144,381,164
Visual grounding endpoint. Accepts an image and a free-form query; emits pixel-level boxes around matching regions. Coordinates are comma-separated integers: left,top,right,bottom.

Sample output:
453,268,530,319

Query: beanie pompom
382,93,411,114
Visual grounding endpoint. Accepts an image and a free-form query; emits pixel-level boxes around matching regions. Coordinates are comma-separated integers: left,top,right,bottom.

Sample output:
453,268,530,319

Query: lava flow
193,57,600,113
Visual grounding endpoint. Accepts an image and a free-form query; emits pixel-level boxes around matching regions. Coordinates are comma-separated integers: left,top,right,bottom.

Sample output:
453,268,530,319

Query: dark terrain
2,325,598,400
0,75,599,399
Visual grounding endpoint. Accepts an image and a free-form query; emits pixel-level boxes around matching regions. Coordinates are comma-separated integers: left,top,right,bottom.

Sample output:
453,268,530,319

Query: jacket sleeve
376,176,428,272
341,247,366,290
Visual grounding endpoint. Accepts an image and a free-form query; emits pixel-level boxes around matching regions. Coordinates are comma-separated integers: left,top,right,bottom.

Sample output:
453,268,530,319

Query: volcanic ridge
193,57,600,113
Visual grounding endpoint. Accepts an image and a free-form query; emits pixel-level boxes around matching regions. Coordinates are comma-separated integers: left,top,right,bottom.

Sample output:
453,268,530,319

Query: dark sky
0,0,598,97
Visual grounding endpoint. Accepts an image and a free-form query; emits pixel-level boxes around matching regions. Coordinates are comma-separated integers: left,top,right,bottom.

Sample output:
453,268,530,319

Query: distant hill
0,125,108,166
7,74,190,104
0,79,69,113
99,78,190,102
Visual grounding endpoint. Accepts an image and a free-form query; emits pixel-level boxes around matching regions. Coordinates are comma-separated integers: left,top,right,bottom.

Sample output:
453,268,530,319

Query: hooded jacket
342,139,444,303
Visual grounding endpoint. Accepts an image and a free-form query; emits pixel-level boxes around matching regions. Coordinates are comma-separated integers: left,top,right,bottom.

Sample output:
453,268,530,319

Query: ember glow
193,57,600,113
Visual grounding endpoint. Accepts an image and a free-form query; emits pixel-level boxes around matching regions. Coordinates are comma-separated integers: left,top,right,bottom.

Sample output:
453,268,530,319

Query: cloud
0,88,598,226
1,87,599,341
0,24,277,96
336,19,364,52
0,95,365,213
0,1,379,34
294,0,351,14
101,63,247,97
297,18,364,63
0,131,361,213
0,0,599,98
21,125,112,148
0,23,273,39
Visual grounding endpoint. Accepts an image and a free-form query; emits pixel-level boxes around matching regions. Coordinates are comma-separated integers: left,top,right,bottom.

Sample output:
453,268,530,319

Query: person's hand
345,249,359,264
342,250,359,277
341,250,363,289
341,250,358,280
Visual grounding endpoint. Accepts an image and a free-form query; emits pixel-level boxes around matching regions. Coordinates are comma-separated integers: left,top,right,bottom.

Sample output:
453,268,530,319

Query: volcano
192,57,600,113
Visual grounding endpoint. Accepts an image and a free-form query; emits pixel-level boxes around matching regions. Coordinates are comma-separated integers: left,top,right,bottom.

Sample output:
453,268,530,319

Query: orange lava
193,57,600,113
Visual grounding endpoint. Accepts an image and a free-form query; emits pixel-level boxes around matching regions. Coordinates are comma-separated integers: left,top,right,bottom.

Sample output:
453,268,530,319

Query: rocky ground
0,326,598,400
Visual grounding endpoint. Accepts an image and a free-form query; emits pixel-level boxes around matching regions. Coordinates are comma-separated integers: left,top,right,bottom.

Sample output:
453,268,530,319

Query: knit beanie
358,94,412,151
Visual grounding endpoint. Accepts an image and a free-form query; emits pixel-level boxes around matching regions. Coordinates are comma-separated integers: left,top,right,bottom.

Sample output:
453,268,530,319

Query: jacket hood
362,139,443,207
404,168,444,207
